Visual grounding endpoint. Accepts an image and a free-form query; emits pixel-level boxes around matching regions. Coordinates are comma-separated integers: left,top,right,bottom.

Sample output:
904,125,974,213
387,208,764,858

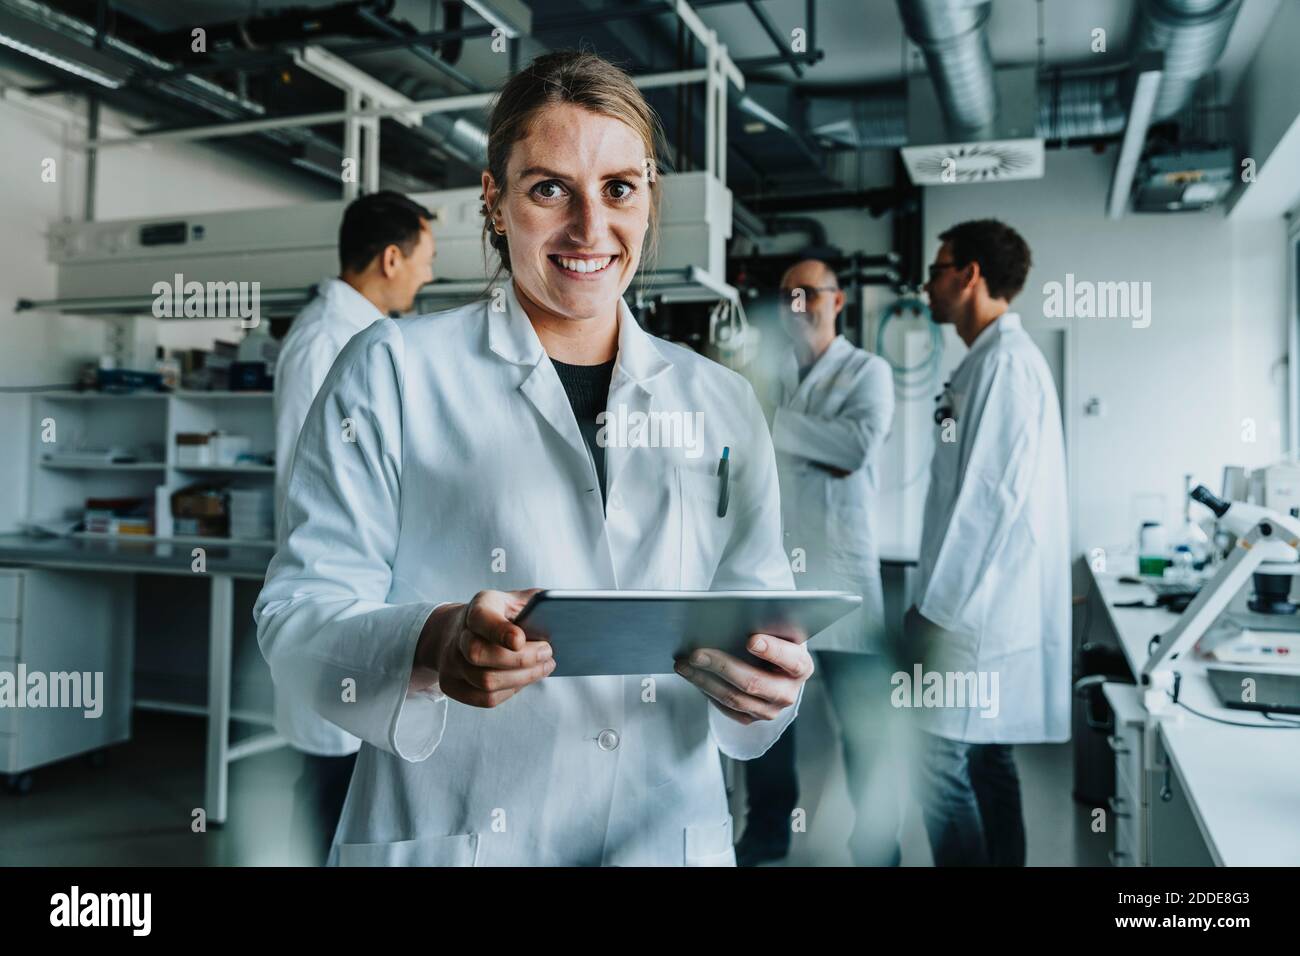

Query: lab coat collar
487,279,673,390
318,276,385,329
965,311,1020,359
781,334,850,405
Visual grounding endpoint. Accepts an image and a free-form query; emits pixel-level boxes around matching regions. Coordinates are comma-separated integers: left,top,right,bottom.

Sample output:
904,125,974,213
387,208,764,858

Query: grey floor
0,674,1110,866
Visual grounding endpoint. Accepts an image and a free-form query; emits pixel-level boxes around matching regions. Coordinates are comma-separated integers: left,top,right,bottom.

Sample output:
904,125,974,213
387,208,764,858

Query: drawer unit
1104,682,1149,866
0,568,133,776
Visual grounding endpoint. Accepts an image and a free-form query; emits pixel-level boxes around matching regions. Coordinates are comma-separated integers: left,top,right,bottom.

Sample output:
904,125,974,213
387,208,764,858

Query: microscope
1142,486,1300,713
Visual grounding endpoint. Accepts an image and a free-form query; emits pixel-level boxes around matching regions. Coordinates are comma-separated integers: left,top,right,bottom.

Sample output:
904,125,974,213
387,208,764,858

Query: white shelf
175,463,275,474
36,391,169,401
72,531,275,548
26,390,272,401
41,460,166,471
174,391,273,400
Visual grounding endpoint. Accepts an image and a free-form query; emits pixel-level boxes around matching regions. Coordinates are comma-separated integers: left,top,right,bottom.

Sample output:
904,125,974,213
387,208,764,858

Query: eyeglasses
927,261,960,281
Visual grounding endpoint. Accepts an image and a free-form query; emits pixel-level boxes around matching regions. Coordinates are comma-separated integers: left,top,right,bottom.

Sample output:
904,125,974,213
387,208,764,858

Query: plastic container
1138,521,1169,576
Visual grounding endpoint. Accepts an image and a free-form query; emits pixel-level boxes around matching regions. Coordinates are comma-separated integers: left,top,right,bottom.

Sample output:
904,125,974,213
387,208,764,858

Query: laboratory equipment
1138,521,1168,576
1177,473,1210,561
1143,486,1300,689
1206,668,1300,715
22,173,737,320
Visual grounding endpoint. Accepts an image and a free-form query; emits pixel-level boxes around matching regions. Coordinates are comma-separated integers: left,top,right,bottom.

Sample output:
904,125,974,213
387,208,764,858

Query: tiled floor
0,679,1110,866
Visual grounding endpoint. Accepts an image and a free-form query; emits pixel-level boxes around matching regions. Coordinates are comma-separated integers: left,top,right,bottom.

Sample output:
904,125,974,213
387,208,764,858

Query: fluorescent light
738,95,790,135
1107,67,1163,219
0,30,123,89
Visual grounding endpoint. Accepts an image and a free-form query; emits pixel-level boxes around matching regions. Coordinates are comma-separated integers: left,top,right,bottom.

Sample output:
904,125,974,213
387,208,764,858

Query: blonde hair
481,50,666,287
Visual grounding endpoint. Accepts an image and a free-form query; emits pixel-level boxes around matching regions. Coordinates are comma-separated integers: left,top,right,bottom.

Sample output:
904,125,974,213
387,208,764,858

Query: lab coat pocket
684,816,735,866
676,466,732,588
336,832,480,867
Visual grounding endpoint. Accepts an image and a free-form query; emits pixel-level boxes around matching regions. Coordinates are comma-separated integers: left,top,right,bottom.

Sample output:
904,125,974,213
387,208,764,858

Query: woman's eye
531,181,566,200
607,181,635,201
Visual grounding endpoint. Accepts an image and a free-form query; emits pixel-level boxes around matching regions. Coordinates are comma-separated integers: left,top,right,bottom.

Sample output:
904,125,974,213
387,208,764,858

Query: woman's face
483,103,651,323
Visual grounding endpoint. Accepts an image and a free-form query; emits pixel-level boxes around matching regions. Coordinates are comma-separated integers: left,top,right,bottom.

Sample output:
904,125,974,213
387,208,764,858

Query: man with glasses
908,219,1069,866
735,258,900,866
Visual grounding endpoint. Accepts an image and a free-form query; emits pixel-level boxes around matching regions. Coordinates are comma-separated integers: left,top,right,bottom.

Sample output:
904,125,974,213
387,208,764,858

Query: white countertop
1090,563,1300,866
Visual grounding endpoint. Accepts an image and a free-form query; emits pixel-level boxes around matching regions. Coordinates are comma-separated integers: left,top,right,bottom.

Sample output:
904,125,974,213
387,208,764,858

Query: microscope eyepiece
1190,484,1230,518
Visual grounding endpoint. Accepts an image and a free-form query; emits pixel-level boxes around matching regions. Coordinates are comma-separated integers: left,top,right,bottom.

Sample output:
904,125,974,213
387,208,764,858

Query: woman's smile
548,252,619,279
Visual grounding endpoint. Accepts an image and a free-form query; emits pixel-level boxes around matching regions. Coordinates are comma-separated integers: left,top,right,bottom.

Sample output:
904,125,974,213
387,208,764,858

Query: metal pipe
895,0,998,133
80,69,720,149
742,0,803,78
807,72,1128,150
1133,0,1243,121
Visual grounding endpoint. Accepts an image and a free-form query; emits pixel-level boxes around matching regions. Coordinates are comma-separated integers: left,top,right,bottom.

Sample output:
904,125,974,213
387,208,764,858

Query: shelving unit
27,390,277,548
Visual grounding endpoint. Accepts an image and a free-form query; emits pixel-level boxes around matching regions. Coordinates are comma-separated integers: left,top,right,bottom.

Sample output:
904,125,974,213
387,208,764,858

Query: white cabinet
1147,733,1217,866
0,568,133,779
1103,682,1148,866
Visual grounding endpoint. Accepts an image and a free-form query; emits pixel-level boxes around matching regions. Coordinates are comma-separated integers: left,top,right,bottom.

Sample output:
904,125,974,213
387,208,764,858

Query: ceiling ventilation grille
903,67,1045,186
900,138,1045,185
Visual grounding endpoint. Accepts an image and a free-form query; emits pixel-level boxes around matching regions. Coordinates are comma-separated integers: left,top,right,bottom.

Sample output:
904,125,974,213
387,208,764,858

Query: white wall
897,146,1291,559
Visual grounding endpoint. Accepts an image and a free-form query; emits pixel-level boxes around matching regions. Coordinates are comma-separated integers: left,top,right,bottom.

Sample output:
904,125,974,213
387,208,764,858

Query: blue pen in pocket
716,447,730,518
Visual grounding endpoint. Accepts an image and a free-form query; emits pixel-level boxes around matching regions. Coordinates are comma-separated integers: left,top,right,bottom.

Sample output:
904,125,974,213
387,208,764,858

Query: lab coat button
597,729,620,751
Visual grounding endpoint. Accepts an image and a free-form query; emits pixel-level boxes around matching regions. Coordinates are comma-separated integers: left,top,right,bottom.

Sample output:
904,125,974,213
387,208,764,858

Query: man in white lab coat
737,259,900,866
909,219,1069,866
273,190,434,864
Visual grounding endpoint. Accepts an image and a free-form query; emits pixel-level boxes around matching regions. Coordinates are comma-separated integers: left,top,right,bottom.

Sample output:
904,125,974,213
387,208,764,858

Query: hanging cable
876,296,943,400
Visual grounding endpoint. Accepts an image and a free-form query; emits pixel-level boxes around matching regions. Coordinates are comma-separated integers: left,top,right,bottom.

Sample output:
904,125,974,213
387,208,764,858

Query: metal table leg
206,574,233,825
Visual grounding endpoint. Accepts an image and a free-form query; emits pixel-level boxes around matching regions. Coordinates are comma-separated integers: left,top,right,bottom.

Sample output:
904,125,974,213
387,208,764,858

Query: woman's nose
566,192,607,245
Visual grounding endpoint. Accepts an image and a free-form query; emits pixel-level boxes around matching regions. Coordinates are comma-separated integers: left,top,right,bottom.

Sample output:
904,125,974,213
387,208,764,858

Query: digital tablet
513,589,862,677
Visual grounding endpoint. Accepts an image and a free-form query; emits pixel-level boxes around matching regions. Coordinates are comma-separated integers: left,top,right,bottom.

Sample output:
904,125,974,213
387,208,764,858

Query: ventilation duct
808,71,1127,150
390,74,488,167
1134,0,1244,121
894,0,997,135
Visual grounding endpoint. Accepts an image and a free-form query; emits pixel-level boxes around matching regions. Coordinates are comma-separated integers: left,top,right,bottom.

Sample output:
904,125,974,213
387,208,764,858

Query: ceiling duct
894,0,997,136
1107,0,1243,217
1134,0,1243,121
389,73,488,167
807,71,1126,151
892,0,1043,185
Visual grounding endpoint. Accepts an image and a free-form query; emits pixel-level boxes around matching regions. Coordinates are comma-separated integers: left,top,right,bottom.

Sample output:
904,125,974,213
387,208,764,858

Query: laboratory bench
0,533,275,823
1084,561,1300,866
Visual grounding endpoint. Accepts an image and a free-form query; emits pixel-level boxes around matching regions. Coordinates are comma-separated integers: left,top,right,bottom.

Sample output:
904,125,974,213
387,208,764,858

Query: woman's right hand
413,589,554,707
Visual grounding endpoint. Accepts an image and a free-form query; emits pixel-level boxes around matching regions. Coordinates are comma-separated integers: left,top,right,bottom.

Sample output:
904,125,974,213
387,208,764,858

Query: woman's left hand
674,634,813,725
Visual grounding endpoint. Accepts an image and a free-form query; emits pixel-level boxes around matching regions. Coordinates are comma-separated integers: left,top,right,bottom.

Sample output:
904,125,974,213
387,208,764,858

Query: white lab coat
914,313,1070,744
255,281,799,866
772,336,894,653
271,277,382,756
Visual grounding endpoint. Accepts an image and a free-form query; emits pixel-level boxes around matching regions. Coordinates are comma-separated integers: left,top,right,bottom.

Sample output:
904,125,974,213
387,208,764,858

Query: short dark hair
338,191,433,274
938,219,1032,302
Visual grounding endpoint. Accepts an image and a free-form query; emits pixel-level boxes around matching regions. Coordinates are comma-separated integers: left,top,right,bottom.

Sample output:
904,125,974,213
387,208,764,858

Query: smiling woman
254,48,812,868
479,51,665,351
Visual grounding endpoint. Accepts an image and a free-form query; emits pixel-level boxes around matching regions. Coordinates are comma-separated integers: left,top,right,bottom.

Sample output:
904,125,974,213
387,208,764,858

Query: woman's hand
413,589,554,707
673,634,813,725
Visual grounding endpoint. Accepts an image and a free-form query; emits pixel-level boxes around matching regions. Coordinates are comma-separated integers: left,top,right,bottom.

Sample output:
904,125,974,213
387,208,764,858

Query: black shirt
551,357,617,504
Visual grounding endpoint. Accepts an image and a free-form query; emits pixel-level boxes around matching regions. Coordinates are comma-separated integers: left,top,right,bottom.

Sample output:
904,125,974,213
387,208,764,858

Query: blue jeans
916,734,1025,866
